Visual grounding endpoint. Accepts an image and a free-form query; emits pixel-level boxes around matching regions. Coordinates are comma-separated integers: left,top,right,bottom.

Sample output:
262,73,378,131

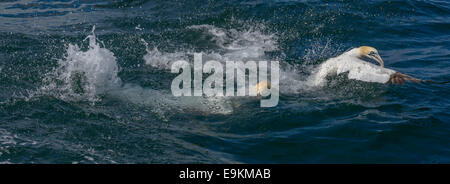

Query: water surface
0,0,449,163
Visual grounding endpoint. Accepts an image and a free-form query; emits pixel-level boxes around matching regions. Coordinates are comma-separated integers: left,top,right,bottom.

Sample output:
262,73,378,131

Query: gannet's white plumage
309,46,423,86
256,46,442,91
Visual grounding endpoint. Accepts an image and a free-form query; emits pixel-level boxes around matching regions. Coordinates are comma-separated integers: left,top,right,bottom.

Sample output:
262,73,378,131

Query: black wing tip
389,72,449,85
424,80,450,84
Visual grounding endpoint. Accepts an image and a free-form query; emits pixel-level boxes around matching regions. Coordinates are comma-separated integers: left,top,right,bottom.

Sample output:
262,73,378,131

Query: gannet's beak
366,52,384,67
372,54,384,67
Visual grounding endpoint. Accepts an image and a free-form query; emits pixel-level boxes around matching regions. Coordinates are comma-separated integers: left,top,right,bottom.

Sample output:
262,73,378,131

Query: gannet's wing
387,72,450,85
387,72,422,85
345,60,395,84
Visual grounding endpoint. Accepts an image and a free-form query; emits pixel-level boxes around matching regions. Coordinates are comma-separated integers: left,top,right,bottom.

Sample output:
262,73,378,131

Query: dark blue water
0,0,449,163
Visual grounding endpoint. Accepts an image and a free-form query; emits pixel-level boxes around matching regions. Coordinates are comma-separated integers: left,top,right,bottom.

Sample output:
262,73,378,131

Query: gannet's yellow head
358,46,384,67
255,81,271,96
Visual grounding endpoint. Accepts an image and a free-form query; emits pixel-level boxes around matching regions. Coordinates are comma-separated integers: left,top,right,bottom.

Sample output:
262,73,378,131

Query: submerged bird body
255,81,271,96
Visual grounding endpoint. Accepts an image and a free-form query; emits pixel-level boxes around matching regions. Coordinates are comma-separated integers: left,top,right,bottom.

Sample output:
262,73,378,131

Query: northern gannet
256,46,447,92
309,46,433,86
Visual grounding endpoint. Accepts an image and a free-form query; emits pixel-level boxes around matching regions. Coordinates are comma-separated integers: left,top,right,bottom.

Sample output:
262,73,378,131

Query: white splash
141,39,188,69
142,24,278,70
40,27,233,116
187,24,278,60
40,26,121,102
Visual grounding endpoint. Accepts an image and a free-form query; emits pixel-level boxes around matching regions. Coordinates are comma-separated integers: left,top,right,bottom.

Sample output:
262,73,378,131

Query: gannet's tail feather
388,72,449,85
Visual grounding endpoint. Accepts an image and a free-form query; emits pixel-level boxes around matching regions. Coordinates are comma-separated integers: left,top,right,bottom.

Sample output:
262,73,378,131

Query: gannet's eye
369,51,376,56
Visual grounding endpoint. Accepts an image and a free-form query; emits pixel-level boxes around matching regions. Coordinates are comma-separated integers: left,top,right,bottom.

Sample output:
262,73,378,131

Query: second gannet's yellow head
358,46,384,67
255,81,271,96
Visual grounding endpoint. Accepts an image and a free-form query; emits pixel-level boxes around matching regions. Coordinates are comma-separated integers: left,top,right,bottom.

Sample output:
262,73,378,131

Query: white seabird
309,46,431,86
256,46,447,94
